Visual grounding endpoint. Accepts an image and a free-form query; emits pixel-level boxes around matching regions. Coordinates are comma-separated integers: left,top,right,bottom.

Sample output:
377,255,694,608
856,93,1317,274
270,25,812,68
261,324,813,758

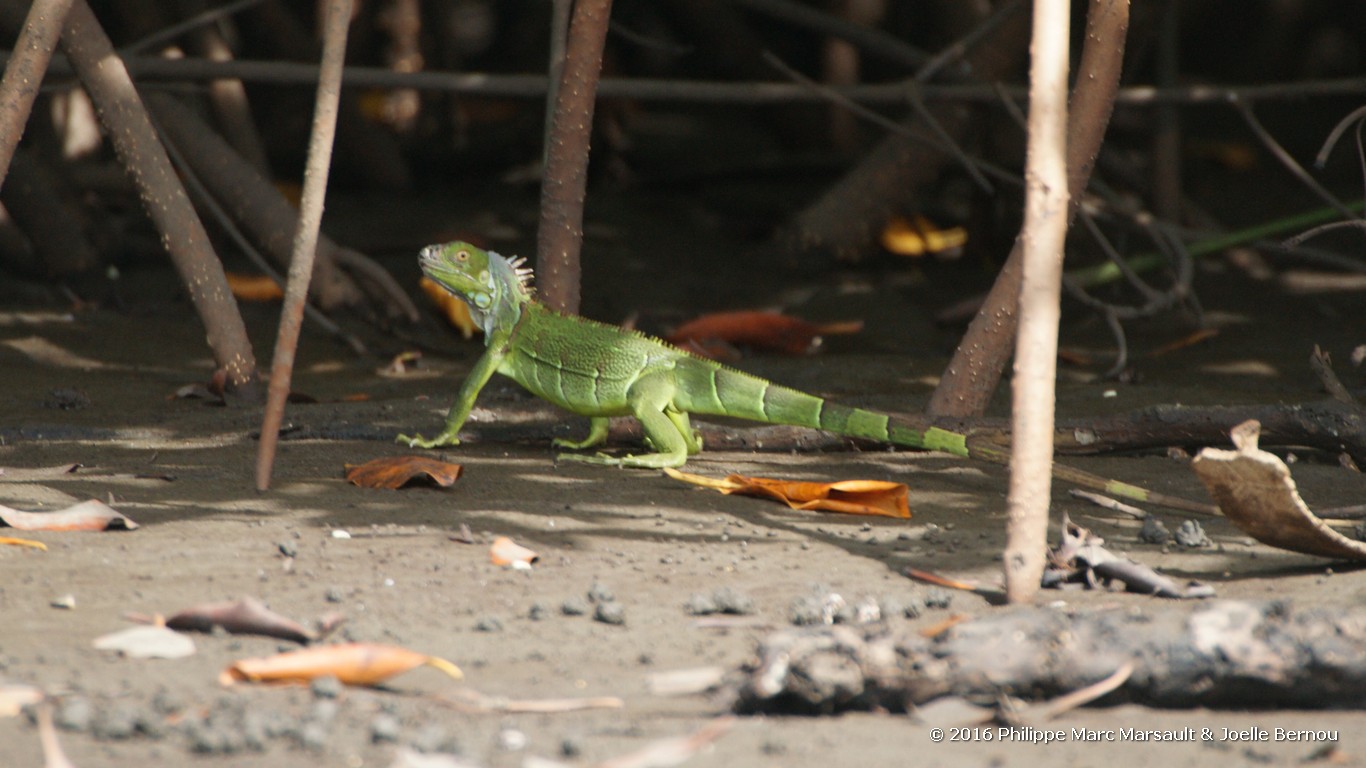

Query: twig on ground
1310,345,1358,406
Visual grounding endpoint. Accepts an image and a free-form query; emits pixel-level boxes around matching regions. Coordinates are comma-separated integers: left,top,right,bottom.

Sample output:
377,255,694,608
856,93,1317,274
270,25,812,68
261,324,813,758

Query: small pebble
310,675,343,700
278,541,298,557
593,601,626,626
528,602,549,621
498,728,528,751
1175,519,1211,548
685,593,718,616
330,529,351,540
561,597,588,616
712,587,755,615
923,588,953,610
50,594,76,610
370,713,402,744
91,704,139,740
55,696,93,732
788,595,824,626
298,721,330,752
1139,516,1172,546
587,582,614,603
475,616,504,632
324,586,345,603
410,723,459,755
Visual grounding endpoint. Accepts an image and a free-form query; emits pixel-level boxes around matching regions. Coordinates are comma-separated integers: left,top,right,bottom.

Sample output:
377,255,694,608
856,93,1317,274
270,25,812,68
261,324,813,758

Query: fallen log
733,600,1366,713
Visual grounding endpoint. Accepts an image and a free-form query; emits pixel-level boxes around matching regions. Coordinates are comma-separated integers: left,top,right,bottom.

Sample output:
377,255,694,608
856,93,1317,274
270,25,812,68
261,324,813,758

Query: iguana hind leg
556,374,691,468
553,417,610,450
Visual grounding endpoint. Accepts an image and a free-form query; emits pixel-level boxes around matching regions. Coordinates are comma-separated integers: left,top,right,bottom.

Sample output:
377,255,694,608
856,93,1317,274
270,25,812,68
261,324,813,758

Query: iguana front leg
556,373,699,468
397,345,508,449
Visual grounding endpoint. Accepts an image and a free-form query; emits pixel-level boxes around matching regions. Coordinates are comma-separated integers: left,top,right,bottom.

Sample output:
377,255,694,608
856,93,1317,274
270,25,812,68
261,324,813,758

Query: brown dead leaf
0,499,137,531
1192,419,1366,559
225,272,284,302
421,277,479,338
220,642,462,687
345,456,463,490
0,536,47,550
164,597,315,644
667,310,863,358
665,468,909,518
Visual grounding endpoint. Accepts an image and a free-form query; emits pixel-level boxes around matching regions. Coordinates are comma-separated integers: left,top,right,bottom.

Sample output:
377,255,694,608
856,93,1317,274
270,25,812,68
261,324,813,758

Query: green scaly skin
398,242,1215,514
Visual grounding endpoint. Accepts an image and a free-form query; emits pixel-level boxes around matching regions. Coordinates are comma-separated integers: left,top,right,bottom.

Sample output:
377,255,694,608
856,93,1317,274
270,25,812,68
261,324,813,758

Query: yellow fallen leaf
220,642,462,687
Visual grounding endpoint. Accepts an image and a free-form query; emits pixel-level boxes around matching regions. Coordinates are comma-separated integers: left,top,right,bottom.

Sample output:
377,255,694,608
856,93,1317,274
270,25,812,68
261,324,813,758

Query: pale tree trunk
1004,0,1071,603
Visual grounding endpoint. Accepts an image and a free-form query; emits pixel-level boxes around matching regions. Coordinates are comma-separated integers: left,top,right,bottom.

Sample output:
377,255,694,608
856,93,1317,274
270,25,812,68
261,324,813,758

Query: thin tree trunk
536,0,613,314
927,0,1129,417
1003,0,1071,603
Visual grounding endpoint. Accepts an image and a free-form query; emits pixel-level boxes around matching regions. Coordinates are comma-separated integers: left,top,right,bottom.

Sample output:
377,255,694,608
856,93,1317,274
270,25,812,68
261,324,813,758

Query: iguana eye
455,249,470,262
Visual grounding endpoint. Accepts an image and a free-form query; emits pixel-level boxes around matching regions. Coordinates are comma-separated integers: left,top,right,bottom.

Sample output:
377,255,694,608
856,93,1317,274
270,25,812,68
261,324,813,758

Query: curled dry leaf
164,596,315,644
220,642,463,687
489,536,539,567
0,536,47,550
421,276,478,339
666,310,863,358
1192,419,1366,559
345,456,463,490
0,499,137,531
665,468,909,519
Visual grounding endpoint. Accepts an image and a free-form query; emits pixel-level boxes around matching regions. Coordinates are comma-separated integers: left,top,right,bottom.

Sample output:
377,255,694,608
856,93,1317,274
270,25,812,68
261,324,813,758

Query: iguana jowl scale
398,242,1213,514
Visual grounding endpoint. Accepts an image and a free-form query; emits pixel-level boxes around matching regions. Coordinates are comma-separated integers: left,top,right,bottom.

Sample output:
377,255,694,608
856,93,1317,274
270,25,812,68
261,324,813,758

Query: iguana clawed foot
395,431,462,450
556,449,687,469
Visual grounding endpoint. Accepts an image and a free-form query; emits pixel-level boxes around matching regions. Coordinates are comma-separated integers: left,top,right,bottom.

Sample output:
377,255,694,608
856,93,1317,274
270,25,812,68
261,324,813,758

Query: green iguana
398,241,1212,514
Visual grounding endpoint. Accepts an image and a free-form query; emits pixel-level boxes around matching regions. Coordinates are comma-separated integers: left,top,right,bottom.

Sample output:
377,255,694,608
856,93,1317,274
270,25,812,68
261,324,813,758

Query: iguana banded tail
398,242,1215,515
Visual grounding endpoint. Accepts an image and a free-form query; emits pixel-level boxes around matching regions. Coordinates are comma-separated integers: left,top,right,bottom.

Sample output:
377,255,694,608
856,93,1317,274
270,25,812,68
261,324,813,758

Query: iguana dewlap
398,241,1211,514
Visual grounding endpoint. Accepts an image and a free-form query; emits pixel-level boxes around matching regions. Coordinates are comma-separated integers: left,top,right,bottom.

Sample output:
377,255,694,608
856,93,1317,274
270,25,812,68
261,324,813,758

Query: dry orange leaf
225,272,285,302
0,536,46,550
667,310,863,358
0,499,138,531
220,642,462,687
664,468,909,519
420,276,479,339
489,536,539,567
345,456,463,490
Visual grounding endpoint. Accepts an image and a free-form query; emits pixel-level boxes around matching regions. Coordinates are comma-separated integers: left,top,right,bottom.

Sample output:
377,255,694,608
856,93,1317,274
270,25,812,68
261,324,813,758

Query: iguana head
419,241,533,336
